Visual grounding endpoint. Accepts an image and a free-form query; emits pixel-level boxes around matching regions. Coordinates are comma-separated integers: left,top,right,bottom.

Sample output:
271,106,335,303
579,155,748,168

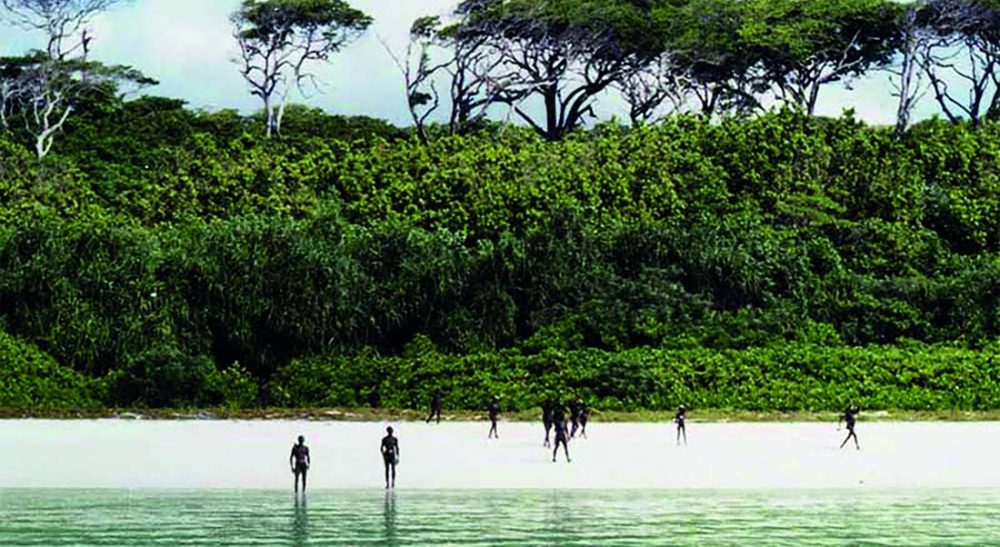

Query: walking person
839,405,860,450
381,426,400,488
542,401,553,447
488,396,500,439
289,435,310,494
426,389,442,424
569,399,582,438
578,402,589,439
674,405,687,446
552,401,571,463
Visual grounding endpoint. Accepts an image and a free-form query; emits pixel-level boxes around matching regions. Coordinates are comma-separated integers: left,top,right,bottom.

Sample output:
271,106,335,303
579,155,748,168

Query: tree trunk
275,99,287,136
544,86,559,141
264,95,275,138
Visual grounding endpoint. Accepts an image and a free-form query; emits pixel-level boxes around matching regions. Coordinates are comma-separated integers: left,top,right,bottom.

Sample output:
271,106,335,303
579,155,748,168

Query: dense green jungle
1,101,998,413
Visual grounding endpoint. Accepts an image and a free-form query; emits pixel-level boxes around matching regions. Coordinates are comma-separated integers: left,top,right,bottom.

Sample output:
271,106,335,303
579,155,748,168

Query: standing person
674,405,687,446
381,426,400,488
488,396,500,439
425,389,442,424
552,401,571,463
839,405,860,450
578,402,589,439
542,401,553,447
289,435,310,494
569,399,582,438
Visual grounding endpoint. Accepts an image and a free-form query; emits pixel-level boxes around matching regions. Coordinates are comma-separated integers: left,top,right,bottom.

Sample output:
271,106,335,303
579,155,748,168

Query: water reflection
383,490,398,546
292,495,308,545
4,489,1000,545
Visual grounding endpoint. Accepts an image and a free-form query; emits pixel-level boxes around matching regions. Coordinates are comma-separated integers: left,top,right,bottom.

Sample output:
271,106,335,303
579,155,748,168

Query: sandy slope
1,420,997,489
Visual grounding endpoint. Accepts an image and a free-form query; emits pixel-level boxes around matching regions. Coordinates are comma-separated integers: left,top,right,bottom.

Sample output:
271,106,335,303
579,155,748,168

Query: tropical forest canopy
0,0,999,411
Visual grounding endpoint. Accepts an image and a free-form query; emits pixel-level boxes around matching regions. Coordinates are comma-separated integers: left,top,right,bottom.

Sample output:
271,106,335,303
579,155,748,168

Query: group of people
290,426,401,492
288,399,863,492
540,399,590,462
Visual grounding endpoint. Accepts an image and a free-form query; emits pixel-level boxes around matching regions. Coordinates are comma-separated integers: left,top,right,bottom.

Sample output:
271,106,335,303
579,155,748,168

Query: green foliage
0,211,177,376
1,108,1000,410
234,0,372,41
206,362,258,410
661,0,901,114
0,52,156,158
270,343,1000,412
110,347,216,408
745,0,902,103
0,330,99,408
452,0,669,139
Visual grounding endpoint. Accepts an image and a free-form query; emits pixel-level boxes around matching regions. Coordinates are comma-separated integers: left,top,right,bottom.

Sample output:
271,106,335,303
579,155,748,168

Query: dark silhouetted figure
569,400,582,438
542,401,553,447
426,389,442,424
290,435,310,493
675,405,687,446
552,401,571,463
578,402,589,439
488,396,500,439
839,405,860,450
381,426,400,488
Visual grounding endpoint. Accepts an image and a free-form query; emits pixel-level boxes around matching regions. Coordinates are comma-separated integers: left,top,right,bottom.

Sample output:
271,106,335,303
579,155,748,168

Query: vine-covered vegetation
1,102,999,411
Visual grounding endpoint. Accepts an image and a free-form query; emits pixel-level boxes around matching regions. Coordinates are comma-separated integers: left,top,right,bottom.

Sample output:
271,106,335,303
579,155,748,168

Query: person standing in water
552,401,571,463
289,435,310,494
542,401,553,447
426,389,443,424
488,396,500,439
674,405,687,446
839,405,860,450
381,426,400,488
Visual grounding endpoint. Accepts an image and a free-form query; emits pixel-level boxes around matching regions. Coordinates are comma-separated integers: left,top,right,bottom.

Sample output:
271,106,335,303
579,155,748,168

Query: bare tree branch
1,0,123,60
916,0,1000,126
889,6,932,136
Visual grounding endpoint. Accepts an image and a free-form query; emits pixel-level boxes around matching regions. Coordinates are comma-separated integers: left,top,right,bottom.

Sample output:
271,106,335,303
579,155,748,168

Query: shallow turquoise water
1,489,999,546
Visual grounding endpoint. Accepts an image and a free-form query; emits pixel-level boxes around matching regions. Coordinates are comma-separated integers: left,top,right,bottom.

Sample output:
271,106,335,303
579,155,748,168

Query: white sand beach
1,420,997,490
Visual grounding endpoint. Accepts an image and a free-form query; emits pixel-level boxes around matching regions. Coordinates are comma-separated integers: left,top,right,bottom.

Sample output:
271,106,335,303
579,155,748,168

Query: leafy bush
110,348,216,408
0,330,99,408
270,343,1000,412
206,361,258,409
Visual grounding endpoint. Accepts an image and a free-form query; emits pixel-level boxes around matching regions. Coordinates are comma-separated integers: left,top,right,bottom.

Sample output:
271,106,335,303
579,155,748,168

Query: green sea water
1,489,998,546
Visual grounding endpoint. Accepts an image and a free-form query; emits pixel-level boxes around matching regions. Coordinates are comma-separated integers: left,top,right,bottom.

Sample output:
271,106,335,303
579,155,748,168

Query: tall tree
440,3,516,136
916,0,1000,126
449,0,666,140
666,0,768,116
745,0,902,115
1,0,149,158
890,4,932,136
0,0,123,60
0,53,153,158
616,50,688,124
384,16,449,145
231,0,372,137
387,5,519,143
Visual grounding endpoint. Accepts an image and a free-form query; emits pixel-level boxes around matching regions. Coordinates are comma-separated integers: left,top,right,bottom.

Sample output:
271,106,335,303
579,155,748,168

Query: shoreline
3,407,1000,422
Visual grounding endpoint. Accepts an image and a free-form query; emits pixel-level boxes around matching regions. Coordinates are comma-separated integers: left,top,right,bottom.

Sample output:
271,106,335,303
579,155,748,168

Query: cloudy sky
0,0,939,126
